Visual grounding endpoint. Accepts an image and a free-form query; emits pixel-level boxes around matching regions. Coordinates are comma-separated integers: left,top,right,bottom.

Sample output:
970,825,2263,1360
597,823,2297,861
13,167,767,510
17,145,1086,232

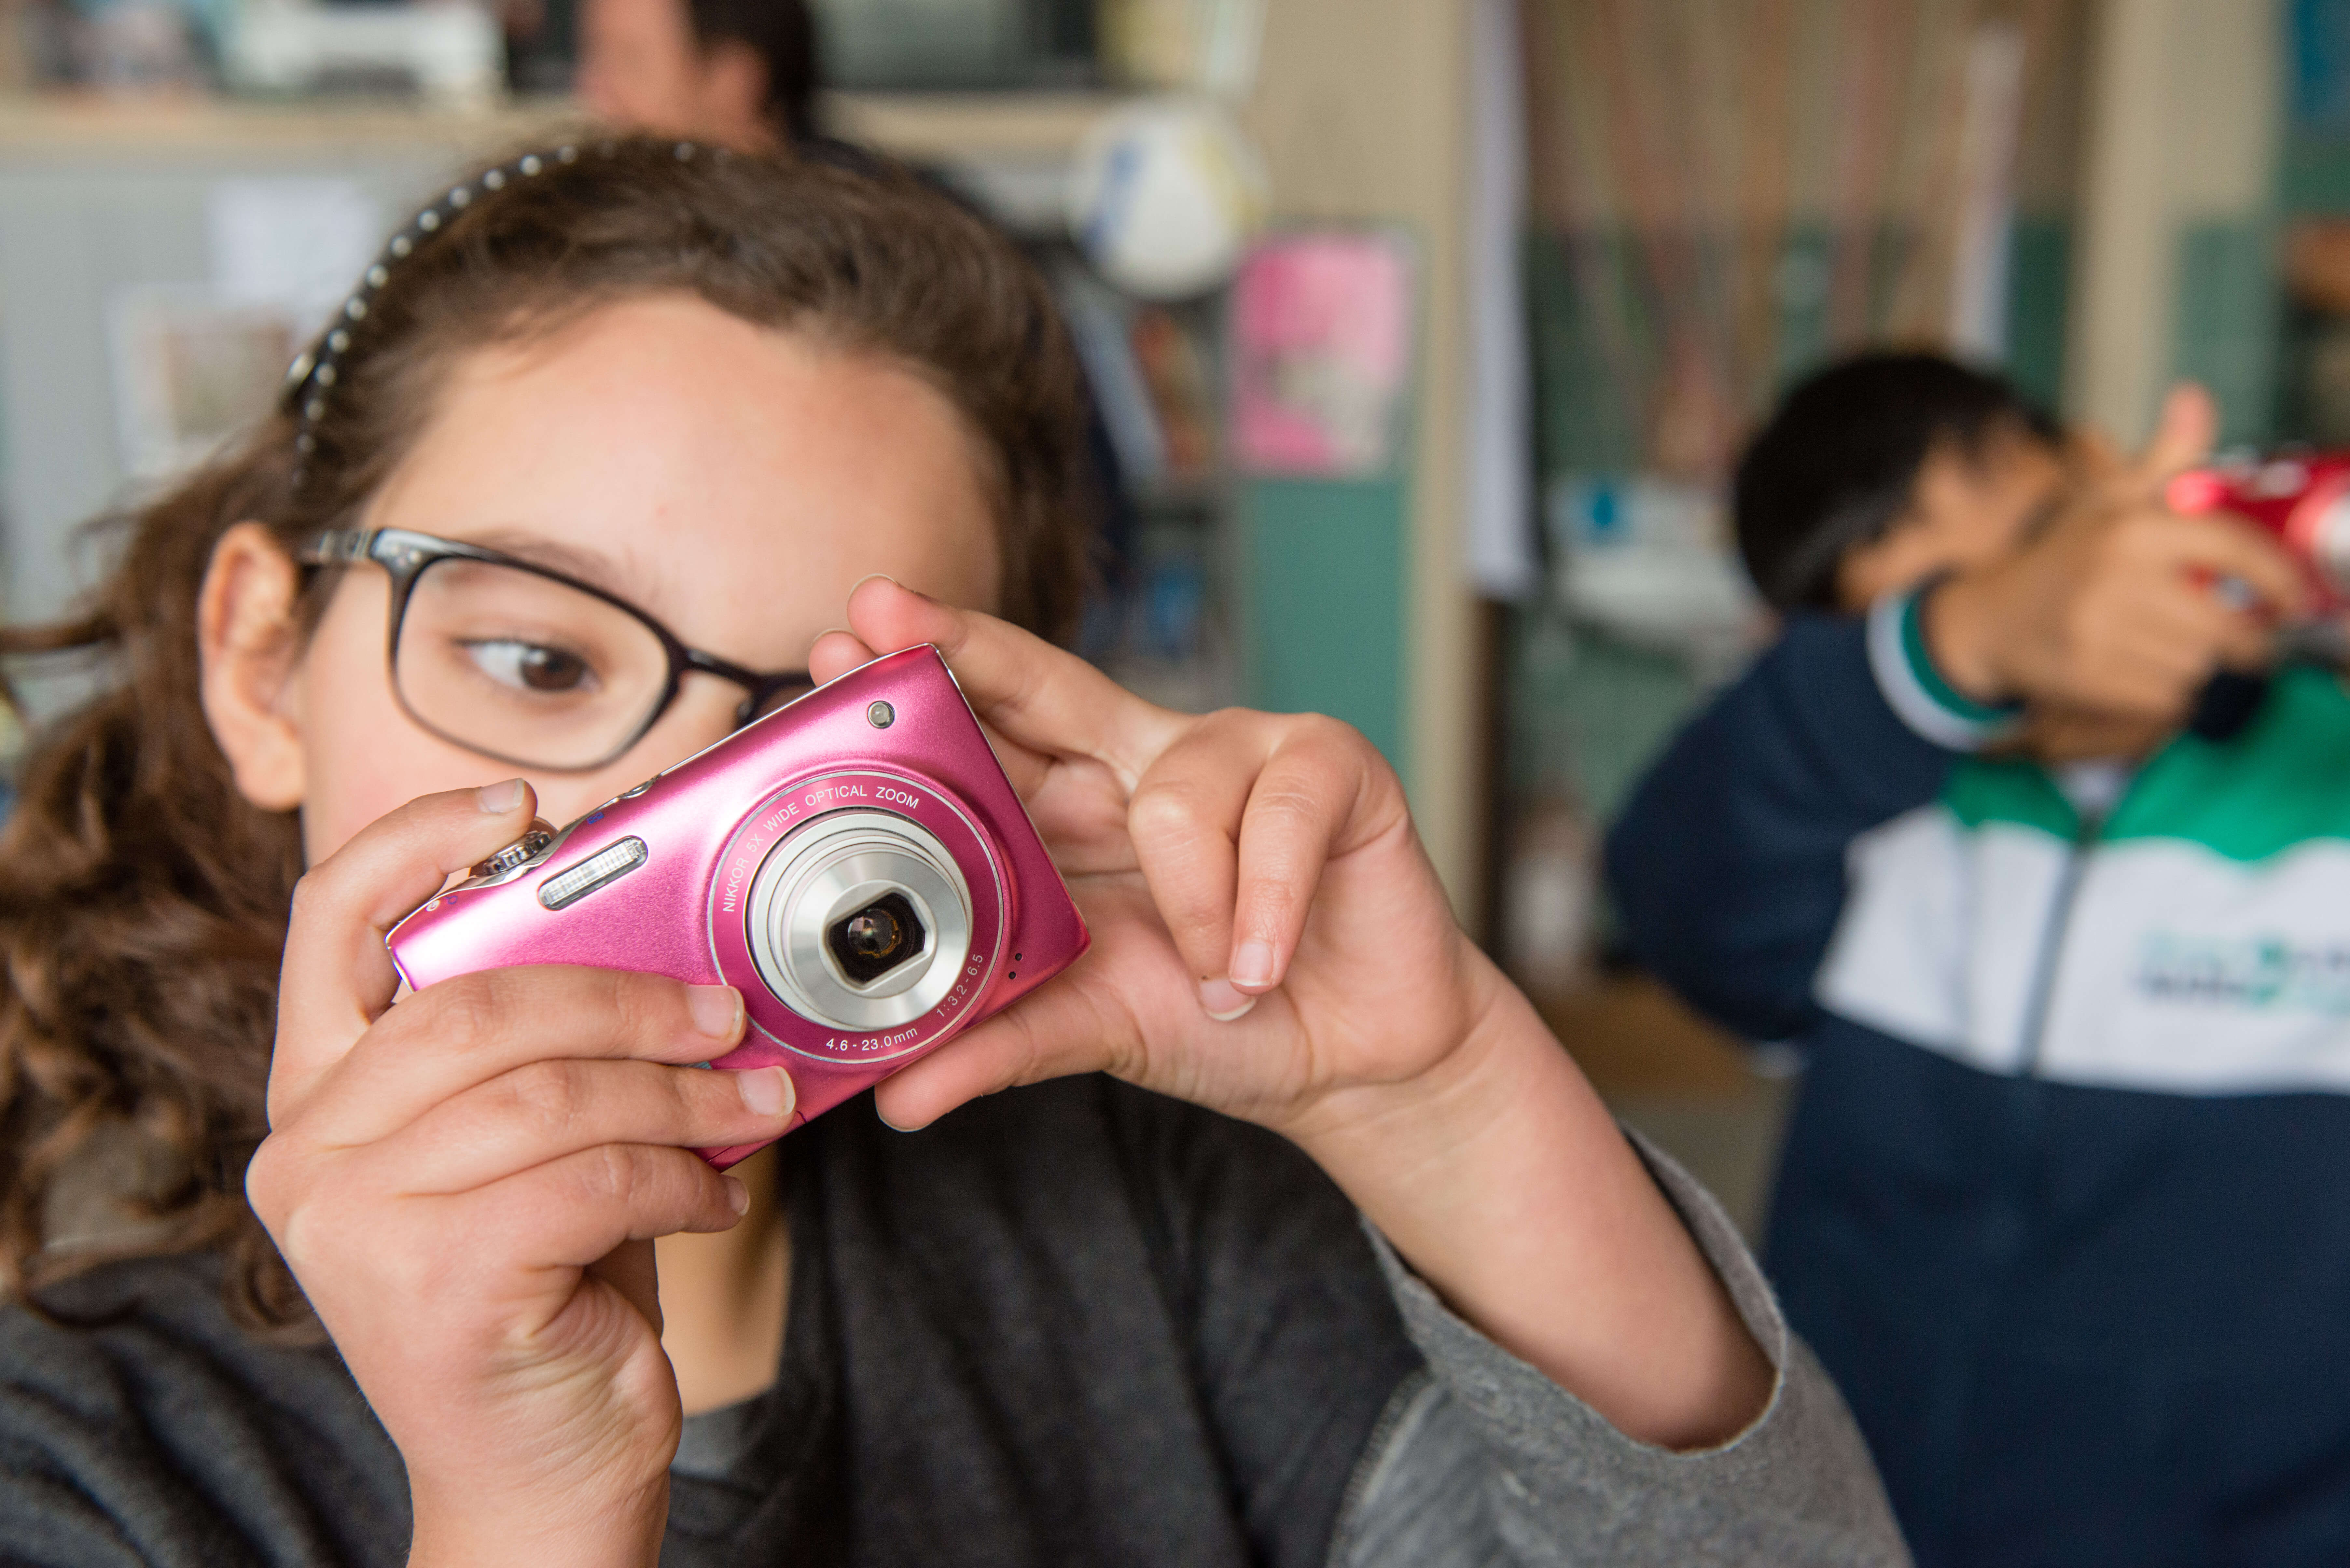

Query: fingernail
724,1175,750,1215
475,778,526,813
1230,940,1276,990
736,1065,794,1118
852,572,942,607
688,984,744,1042
1199,977,1257,1023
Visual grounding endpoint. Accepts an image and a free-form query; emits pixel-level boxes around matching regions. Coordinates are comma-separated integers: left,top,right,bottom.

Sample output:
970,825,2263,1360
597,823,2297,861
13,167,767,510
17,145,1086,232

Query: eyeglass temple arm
296,528,377,566
682,649,811,722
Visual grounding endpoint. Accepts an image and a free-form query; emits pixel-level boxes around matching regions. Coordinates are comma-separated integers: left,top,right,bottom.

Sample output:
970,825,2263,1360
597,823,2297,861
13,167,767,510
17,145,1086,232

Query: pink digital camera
2168,453,2350,613
386,645,1089,1168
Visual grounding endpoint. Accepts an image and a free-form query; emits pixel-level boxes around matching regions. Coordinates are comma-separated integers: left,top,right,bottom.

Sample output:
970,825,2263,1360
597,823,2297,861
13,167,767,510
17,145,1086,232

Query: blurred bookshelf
0,84,1247,728
0,0,1503,913
1053,273,1240,715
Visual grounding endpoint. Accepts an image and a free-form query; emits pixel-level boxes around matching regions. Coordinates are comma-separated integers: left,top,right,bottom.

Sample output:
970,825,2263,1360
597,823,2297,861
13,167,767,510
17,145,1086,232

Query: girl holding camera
0,139,1898,1565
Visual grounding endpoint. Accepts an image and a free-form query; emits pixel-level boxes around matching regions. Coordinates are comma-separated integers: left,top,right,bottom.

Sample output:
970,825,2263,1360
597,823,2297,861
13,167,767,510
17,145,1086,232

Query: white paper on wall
1947,21,2027,360
207,177,383,331
1466,0,1539,599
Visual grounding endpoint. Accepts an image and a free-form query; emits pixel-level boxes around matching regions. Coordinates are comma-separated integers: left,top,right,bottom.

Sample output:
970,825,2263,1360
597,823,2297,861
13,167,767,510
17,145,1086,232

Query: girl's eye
461,639,599,695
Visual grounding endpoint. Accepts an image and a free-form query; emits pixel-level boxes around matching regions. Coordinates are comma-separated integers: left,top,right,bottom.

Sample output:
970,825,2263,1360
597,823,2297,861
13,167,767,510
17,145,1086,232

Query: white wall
2068,0,2279,440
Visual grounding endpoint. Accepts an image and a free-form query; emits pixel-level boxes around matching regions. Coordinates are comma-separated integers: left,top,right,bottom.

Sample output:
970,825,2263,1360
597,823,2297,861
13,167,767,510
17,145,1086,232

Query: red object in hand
2167,453,2350,613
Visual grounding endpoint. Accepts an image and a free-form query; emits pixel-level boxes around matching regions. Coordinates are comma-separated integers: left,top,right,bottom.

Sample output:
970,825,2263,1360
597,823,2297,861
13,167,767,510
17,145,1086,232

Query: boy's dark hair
1733,352,2062,612
687,0,820,142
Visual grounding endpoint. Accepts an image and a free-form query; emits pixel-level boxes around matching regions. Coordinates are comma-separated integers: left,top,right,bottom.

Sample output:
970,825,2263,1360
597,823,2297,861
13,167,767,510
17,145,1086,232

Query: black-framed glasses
299,527,813,772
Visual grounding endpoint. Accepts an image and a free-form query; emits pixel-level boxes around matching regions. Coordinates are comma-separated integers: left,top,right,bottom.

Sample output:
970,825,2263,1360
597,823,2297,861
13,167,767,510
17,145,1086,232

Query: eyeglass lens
393,557,674,770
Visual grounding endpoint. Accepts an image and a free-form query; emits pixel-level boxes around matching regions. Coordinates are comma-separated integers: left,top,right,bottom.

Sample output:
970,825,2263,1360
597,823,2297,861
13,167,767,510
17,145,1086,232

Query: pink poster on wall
1229,232,1416,479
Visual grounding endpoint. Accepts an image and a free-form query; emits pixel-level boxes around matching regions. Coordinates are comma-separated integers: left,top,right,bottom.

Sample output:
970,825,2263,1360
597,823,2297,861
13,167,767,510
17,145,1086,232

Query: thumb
808,628,878,685
2133,382,2218,487
586,1239,663,1335
270,780,542,1123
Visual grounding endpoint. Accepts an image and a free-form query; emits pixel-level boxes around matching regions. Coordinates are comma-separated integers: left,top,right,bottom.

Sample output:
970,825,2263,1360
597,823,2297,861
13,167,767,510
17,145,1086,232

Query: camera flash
538,837,649,911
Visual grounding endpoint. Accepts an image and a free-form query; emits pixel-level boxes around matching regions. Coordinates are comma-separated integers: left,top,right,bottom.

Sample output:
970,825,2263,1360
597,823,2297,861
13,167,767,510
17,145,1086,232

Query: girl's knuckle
503,1058,590,1140
574,1142,637,1205
375,1220,457,1304
1251,781,1325,827
285,870,339,930
275,1189,361,1274
243,1138,298,1228
268,1199,321,1266
422,973,504,1055
606,969,680,1047
1292,711,1361,753
285,871,319,918
1128,782,1206,846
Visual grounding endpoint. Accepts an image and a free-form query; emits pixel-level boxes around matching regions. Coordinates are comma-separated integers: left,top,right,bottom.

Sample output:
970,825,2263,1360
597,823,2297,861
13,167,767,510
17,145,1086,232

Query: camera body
386,646,1089,1168
2168,453,2350,612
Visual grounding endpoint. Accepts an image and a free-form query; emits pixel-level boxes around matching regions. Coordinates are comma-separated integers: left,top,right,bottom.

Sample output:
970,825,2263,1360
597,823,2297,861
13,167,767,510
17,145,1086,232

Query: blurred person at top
1606,351,2350,1565
576,0,819,152
572,0,1141,642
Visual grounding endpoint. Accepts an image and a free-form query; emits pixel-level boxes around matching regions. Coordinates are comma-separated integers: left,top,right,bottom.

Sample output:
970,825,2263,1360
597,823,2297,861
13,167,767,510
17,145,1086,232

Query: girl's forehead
364,294,1001,633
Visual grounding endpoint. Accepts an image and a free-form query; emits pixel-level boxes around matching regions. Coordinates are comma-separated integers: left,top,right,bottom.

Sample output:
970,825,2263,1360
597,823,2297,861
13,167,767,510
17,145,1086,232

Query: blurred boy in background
573,0,1140,637
576,0,818,152
1610,352,2350,1565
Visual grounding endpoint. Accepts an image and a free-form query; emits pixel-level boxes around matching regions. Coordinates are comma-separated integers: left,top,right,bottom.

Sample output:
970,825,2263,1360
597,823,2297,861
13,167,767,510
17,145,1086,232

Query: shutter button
472,819,555,880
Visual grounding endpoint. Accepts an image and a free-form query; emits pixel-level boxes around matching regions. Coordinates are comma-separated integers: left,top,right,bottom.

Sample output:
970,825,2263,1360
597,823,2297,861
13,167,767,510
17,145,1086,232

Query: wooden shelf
0,91,567,160
827,90,1132,161
0,88,1135,165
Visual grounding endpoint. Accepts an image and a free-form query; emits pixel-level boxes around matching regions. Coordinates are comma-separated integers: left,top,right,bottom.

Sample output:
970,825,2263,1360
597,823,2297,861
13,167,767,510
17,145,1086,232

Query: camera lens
744,807,977,1033
827,892,927,983
847,910,897,957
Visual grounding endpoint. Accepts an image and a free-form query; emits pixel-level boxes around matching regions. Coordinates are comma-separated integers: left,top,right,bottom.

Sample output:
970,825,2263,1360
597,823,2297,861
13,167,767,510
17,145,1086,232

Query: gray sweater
0,1077,1904,1566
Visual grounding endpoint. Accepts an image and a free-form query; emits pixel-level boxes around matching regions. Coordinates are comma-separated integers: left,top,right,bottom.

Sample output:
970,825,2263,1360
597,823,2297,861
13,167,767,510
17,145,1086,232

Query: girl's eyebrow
456,529,644,600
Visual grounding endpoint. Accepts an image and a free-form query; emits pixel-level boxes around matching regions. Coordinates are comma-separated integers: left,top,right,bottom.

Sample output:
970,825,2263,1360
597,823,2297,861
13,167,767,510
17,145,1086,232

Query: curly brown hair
0,134,1092,1327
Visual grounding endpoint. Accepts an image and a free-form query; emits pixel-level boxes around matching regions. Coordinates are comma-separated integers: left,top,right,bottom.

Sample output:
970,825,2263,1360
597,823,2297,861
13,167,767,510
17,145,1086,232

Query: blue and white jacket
1607,589,2350,1563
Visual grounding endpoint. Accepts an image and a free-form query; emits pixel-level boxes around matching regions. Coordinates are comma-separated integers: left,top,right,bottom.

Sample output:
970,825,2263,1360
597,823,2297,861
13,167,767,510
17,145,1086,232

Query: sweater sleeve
1603,592,2000,1043
0,1256,409,1568
1333,1130,1910,1568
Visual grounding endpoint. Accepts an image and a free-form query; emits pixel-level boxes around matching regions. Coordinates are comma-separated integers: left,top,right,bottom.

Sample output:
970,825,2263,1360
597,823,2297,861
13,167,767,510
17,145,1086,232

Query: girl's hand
815,580,1484,1143
246,783,799,1568
813,581,1774,1448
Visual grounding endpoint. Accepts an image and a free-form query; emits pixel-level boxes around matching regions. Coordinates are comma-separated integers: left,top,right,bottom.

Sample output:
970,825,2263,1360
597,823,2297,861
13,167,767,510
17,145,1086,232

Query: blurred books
1229,232,1413,480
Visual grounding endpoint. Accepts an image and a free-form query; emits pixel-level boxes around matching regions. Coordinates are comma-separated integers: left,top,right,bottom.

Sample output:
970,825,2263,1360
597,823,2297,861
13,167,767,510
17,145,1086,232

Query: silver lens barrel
744,810,973,1031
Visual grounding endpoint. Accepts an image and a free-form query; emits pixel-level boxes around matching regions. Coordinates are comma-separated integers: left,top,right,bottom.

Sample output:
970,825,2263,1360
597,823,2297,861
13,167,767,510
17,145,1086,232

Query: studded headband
281,137,723,490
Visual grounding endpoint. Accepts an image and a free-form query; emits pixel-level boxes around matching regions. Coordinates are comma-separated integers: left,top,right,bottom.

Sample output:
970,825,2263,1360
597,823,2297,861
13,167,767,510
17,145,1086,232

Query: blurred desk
1537,973,1795,1243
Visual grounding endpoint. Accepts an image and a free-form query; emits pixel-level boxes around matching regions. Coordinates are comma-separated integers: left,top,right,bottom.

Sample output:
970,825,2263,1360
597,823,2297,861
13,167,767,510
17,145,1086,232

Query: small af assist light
538,837,649,911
